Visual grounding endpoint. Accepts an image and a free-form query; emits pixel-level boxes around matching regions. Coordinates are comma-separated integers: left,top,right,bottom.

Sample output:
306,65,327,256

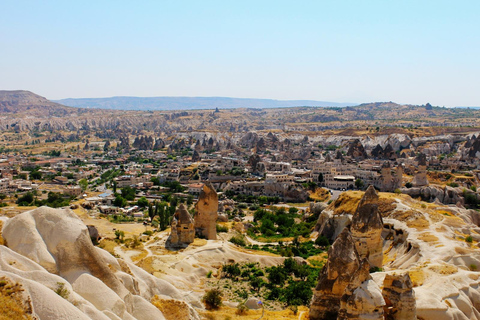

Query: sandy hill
0,90,79,117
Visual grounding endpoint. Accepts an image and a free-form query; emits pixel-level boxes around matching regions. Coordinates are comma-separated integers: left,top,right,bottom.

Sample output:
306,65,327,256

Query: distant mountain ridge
0,90,78,116
54,96,353,110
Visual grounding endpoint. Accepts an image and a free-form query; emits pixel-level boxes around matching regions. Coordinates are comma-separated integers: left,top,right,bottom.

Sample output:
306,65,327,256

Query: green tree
355,178,364,190
114,196,127,208
136,196,149,208
202,289,222,310
121,186,136,201
30,170,42,180
79,178,88,191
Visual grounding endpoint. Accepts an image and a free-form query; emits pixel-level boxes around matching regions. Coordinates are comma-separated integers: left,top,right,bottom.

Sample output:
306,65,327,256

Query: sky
1,0,479,107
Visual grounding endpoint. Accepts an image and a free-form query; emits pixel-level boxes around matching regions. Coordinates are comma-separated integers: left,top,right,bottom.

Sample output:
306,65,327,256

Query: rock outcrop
309,228,362,319
167,204,195,247
1,206,201,320
382,273,416,320
347,139,367,160
194,182,218,240
412,153,429,187
338,260,385,320
351,186,384,268
310,228,385,320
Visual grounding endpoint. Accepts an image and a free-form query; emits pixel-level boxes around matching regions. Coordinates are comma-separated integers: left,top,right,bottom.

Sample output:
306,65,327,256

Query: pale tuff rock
338,260,385,320
351,186,384,268
167,203,195,247
309,228,361,319
2,206,127,297
1,206,202,320
310,202,328,215
194,182,219,240
382,273,416,320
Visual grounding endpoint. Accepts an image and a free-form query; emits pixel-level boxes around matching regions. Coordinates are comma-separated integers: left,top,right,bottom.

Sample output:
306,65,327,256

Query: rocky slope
313,189,480,319
0,206,200,320
0,90,80,117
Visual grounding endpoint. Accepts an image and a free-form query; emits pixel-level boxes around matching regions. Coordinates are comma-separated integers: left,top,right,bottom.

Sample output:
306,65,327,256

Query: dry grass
331,191,363,215
443,216,466,228
198,305,309,320
151,296,193,320
0,277,33,320
428,264,458,275
309,188,330,202
191,238,208,247
136,256,156,274
331,191,398,217
408,269,425,287
98,239,119,256
417,233,439,243
131,249,149,262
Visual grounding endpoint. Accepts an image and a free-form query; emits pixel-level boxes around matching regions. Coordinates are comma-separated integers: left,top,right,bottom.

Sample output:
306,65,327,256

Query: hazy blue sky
1,0,479,106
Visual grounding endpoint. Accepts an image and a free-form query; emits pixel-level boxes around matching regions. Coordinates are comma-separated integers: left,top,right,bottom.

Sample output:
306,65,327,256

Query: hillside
54,96,353,110
0,90,80,117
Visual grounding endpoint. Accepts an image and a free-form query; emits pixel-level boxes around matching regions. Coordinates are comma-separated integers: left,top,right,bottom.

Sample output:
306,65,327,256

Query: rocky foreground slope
313,186,480,319
0,206,200,320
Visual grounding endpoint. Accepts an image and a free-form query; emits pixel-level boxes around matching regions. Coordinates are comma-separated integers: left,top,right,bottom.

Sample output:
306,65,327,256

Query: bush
206,271,213,278
229,235,246,247
222,263,241,279
54,282,69,299
466,236,473,243
448,182,459,188
216,224,228,233
202,288,222,310
405,182,413,188
236,304,248,315
315,235,330,247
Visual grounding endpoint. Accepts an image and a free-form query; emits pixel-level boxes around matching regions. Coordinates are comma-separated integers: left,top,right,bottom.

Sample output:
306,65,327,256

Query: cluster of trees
221,258,319,306
224,192,280,206
16,192,72,208
249,207,314,238
147,201,175,230
246,238,327,259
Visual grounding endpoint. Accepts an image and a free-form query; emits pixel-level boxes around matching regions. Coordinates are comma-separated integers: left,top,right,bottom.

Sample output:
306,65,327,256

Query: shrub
229,235,246,247
466,236,473,243
394,188,402,194
315,235,330,247
369,266,383,273
236,304,248,315
405,182,413,188
206,271,213,278
202,288,222,310
54,282,69,299
216,224,228,233
448,182,459,188
222,263,241,279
